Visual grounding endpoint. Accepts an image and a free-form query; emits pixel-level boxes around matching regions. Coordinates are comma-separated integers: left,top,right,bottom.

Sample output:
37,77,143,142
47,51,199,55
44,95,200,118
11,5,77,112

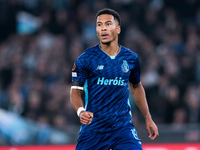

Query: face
96,14,120,44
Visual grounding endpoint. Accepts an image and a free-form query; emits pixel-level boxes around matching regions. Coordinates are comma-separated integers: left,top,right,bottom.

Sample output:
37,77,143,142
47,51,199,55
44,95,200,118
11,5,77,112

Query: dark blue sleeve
129,55,141,84
72,53,89,83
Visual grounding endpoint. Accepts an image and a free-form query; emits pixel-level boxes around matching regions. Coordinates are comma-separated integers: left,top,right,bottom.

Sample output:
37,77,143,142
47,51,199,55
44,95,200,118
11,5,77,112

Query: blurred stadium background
0,0,200,149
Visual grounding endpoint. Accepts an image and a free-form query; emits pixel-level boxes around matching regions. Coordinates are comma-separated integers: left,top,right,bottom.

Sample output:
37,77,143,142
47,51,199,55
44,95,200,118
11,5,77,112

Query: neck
100,40,120,56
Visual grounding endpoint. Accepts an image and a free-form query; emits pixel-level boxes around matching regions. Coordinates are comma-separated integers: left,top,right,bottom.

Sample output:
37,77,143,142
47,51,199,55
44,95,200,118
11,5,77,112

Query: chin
101,41,111,45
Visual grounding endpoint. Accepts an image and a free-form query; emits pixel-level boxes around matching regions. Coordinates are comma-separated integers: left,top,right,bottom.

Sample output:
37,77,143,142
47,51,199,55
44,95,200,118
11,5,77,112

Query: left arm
129,81,159,140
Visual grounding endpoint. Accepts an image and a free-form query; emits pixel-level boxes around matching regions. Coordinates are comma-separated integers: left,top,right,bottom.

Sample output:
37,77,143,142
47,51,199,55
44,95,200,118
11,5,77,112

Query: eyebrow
97,20,112,24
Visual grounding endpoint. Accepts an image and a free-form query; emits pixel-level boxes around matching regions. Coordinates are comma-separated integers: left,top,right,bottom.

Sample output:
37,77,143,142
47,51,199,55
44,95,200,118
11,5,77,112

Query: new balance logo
96,65,104,70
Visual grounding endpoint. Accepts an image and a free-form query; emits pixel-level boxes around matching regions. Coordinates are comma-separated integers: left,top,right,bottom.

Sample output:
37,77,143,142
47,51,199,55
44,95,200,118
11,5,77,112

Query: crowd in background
0,0,200,143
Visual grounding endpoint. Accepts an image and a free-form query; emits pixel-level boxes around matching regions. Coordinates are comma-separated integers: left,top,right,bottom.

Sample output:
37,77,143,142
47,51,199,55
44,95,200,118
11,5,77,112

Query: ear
117,25,121,35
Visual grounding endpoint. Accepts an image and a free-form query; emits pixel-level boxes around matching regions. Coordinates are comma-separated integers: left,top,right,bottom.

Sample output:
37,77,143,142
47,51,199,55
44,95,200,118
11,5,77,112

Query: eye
97,23,101,26
107,22,111,25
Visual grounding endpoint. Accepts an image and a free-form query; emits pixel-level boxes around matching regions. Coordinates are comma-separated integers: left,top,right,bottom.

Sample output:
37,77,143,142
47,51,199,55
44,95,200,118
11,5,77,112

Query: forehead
96,14,115,22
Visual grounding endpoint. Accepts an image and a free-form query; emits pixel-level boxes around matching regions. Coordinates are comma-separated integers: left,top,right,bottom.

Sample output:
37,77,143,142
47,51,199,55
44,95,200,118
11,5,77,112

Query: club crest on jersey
121,60,129,73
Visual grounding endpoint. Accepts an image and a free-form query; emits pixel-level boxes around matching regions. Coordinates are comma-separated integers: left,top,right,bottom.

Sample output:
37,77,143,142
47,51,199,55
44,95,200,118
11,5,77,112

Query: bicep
129,81,145,98
129,81,141,91
70,88,82,97
70,88,84,111
70,80,85,99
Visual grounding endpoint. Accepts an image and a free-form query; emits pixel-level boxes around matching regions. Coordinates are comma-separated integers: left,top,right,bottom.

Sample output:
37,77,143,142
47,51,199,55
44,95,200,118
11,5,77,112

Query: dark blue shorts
76,124,142,150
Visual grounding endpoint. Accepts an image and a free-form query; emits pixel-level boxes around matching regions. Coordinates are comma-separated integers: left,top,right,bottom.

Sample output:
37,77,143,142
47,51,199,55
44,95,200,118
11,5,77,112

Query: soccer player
70,8,159,150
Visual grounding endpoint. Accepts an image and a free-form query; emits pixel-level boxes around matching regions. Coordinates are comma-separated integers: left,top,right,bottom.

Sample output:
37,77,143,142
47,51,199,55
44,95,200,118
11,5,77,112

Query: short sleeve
72,53,89,87
129,54,141,85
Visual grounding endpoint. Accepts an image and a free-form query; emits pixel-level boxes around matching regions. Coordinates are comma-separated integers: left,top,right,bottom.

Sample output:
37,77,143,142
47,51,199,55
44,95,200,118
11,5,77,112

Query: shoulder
75,45,99,69
120,45,139,59
77,44,99,61
79,44,99,58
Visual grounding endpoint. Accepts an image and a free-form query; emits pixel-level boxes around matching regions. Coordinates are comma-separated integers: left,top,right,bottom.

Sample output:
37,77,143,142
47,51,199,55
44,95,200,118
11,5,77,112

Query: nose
101,25,106,31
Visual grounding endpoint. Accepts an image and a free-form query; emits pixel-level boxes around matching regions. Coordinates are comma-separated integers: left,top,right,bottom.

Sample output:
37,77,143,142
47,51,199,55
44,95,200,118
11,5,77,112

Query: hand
146,118,159,140
79,111,93,125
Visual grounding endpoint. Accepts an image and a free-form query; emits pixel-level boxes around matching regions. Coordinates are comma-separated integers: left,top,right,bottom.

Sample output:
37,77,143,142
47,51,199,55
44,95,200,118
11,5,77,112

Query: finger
83,112,93,118
80,119,88,125
81,112,90,119
80,117,92,123
80,115,92,123
146,127,151,137
151,133,157,140
149,132,155,140
80,118,92,124
81,115,93,121
153,130,159,140
80,119,92,125
149,130,159,140
152,127,159,139
80,117,87,124
79,112,93,125
88,120,92,124
89,113,93,118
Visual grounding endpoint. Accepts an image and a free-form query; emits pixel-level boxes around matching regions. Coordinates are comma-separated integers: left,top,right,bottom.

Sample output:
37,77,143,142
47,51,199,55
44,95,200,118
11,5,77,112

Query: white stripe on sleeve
71,86,84,90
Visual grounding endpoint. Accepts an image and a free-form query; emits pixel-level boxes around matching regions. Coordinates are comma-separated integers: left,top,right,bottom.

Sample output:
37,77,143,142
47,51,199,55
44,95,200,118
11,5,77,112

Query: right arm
70,88,93,125
70,54,93,125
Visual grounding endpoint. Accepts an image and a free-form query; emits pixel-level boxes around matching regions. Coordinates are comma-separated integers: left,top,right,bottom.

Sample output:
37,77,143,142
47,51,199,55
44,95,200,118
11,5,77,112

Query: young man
70,8,159,150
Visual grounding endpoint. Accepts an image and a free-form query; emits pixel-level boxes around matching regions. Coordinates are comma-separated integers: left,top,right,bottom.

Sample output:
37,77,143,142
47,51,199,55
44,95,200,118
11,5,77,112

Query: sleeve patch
72,72,77,77
72,63,76,71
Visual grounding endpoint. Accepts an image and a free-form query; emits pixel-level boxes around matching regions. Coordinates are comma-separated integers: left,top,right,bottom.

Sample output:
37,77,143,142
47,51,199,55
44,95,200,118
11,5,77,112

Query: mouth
101,33,109,39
